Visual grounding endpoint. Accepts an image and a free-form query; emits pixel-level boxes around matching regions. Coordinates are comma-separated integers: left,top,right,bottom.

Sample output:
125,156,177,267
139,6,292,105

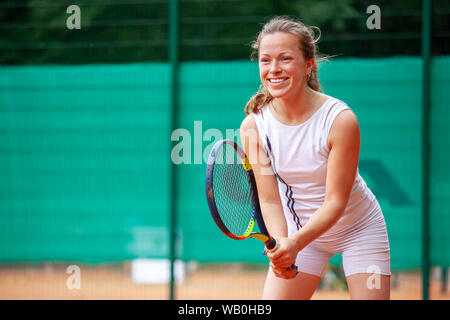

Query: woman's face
258,32,313,100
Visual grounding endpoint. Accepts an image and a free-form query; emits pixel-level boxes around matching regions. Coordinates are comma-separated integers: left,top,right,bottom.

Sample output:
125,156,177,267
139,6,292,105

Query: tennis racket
205,139,298,276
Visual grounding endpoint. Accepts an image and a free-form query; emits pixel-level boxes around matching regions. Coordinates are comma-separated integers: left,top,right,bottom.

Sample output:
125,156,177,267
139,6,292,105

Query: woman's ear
306,58,315,75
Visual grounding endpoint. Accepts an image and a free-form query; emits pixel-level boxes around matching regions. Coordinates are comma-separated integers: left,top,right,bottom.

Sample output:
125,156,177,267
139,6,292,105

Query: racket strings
213,144,255,237
217,147,250,233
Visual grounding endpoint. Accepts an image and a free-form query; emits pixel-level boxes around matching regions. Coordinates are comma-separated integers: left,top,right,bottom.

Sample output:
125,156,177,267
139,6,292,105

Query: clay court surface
0,263,448,300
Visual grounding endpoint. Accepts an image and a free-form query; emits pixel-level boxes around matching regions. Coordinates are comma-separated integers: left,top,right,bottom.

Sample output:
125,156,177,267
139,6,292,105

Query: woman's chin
268,90,289,99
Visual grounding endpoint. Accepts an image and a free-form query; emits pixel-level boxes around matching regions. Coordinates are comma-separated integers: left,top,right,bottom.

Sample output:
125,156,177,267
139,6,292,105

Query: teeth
269,78,286,83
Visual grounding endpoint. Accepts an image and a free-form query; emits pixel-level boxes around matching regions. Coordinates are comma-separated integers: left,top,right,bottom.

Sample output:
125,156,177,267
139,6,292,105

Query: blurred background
0,0,449,300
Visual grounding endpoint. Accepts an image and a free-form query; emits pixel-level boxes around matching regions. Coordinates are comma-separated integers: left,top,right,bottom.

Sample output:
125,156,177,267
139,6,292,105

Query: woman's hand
267,236,300,279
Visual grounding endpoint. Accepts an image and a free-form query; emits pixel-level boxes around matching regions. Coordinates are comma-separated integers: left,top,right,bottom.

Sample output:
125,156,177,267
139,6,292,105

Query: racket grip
265,238,277,251
265,238,299,277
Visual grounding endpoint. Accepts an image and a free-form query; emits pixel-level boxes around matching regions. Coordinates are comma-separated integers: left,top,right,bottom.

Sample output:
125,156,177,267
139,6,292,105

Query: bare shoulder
240,113,261,148
328,109,360,147
333,108,359,128
240,113,257,131
240,113,264,157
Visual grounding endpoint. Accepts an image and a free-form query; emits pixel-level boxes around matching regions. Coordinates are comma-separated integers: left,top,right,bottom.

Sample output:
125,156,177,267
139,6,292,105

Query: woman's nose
269,60,281,73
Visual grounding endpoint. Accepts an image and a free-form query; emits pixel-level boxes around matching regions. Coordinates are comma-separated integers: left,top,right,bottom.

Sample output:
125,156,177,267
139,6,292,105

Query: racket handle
265,238,277,251
265,238,299,277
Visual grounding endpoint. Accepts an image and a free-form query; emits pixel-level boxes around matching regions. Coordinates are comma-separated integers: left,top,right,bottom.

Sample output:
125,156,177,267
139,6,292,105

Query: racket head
206,140,298,276
205,139,270,243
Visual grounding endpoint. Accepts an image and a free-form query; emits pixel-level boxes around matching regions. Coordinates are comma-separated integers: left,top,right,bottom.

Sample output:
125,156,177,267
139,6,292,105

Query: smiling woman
245,17,324,116
240,16,391,300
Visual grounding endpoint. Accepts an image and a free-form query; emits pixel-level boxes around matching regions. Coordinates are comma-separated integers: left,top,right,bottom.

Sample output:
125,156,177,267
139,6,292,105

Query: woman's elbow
324,197,348,219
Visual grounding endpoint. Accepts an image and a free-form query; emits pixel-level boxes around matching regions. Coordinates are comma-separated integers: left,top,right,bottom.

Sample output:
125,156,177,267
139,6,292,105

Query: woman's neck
271,86,321,125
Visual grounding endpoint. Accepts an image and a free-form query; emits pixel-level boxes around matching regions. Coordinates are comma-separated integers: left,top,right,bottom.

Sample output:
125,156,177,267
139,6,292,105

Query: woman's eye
283,57,291,61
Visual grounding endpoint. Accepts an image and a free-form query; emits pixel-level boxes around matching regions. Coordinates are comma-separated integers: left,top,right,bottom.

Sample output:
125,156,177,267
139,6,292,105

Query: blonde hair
245,16,326,115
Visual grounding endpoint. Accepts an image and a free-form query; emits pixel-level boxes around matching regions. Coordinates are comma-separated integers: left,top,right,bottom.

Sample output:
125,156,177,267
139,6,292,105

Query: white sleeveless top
252,97,378,237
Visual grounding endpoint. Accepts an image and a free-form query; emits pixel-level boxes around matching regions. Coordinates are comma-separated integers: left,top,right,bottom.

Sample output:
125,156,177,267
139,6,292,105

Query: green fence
0,57,449,271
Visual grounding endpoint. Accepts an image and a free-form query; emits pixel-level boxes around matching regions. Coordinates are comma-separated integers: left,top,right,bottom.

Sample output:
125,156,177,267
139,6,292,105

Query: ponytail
244,85,273,115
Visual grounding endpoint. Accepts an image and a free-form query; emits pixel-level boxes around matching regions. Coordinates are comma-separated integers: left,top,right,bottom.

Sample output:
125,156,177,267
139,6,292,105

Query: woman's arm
267,109,361,278
239,115,288,240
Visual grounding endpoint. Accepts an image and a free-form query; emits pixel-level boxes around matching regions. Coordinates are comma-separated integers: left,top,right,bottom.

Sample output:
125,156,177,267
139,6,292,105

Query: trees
0,0,447,65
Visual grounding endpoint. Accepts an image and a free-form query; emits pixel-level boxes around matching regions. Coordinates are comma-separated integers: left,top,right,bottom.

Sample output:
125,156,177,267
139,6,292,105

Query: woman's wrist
290,231,305,253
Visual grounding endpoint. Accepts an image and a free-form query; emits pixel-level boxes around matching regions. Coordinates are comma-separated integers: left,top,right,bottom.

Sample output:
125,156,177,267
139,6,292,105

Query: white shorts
295,202,391,278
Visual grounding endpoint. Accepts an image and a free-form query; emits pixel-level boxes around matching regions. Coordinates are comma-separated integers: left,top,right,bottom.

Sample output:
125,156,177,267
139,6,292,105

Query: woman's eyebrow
259,50,295,57
278,50,295,55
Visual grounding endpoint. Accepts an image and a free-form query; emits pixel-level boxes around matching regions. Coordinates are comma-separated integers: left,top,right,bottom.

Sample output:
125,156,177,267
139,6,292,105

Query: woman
239,16,391,300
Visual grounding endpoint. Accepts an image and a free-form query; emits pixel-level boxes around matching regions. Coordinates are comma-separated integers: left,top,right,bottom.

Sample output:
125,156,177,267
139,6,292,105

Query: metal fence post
421,0,431,301
169,0,179,301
